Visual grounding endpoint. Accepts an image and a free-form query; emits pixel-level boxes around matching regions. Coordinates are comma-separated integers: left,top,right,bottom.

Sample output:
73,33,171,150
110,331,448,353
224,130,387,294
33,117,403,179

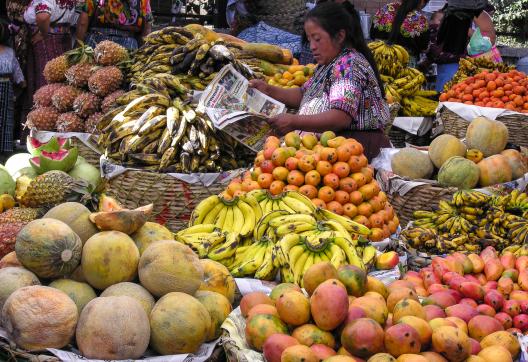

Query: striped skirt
85,27,139,50
0,79,15,153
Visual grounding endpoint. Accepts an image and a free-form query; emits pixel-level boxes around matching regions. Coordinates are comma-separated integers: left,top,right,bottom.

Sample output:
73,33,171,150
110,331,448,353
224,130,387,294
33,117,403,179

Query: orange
357,202,373,217
327,201,344,215
319,147,338,163
241,180,260,192
318,186,335,203
284,184,299,192
333,162,350,178
285,157,299,171
272,166,289,181
343,203,358,218
269,180,285,195
347,156,363,173
336,143,353,162
334,190,350,205
305,170,321,186
323,173,340,189
370,228,384,242
351,172,367,188
311,198,326,209
227,181,242,195
349,191,364,206
298,154,316,172
287,170,305,186
299,184,318,199
344,140,364,156
353,215,370,228
316,160,333,176
339,177,358,192
369,212,384,229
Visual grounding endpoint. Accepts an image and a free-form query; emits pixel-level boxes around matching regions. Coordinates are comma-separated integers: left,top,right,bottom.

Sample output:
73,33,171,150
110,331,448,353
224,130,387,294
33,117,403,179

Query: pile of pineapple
26,41,129,134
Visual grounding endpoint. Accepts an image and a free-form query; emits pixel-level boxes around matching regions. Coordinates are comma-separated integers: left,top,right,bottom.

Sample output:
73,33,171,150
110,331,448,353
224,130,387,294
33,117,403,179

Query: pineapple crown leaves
65,43,96,67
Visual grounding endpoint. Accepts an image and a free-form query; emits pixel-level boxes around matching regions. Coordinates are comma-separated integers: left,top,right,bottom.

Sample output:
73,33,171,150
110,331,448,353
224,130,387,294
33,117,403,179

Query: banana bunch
98,93,251,172
401,95,438,116
368,41,408,77
392,67,426,97
248,189,317,215
502,244,528,257
401,227,481,253
444,57,515,91
385,84,402,104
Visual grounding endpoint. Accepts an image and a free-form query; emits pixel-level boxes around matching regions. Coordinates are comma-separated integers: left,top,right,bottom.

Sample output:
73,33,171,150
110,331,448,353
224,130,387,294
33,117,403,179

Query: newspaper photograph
198,64,285,152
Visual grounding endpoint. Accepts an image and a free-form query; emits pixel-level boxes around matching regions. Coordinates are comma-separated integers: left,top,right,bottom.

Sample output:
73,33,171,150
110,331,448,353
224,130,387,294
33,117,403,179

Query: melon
150,292,211,354
0,166,15,196
76,296,150,360
501,149,528,179
68,162,102,190
44,202,99,244
30,147,78,175
428,135,467,168
438,156,480,189
4,153,31,178
195,290,233,341
101,282,155,316
131,222,174,255
49,279,96,313
15,219,82,279
0,267,40,309
466,117,508,157
1,285,78,350
199,259,236,303
0,251,21,269
138,240,203,297
67,265,86,282
27,136,71,156
82,231,140,290
391,148,434,179
478,154,513,187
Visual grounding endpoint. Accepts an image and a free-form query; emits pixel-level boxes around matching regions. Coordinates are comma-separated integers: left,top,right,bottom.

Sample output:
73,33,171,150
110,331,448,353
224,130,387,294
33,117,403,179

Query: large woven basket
70,136,101,167
439,106,528,148
105,169,237,232
0,339,59,361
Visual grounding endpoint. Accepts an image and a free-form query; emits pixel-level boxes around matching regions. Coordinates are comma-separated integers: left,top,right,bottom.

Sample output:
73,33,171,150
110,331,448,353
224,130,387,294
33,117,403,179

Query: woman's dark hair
0,20,9,46
389,0,429,43
303,2,385,95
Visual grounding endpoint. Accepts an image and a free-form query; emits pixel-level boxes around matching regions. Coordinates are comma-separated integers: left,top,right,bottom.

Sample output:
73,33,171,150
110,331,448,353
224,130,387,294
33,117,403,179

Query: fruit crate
439,105,528,148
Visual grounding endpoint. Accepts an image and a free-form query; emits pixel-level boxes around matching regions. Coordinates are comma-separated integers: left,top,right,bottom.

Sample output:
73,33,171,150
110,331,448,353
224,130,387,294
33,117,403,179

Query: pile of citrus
440,69,528,113
267,62,316,89
223,132,399,241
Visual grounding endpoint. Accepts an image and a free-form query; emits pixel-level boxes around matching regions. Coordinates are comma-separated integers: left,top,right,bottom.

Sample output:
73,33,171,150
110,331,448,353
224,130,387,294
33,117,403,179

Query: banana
247,189,269,202
361,245,377,268
240,193,262,222
292,248,310,285
254,242,276,280
276,222,317,237
327,243,346,269
208,232,240,261
317,208,371,236
281,195,314,214
231,242,267,277
288,244,306,268
283,191,316,213
238,199,256,237
268,214,317,229
214,206,228,229
254,210,290,240
202,202,225,225
276,199,295,213
300,252,315,287
222,206,235,232
333,237,365,270
231,204,245,235
176,223,217,237
320,220,352,240
190,195,221,225
277,234,303,265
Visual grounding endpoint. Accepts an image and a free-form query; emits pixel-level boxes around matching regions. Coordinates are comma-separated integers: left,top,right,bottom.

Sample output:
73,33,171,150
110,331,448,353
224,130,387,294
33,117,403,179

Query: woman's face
304,19,344,65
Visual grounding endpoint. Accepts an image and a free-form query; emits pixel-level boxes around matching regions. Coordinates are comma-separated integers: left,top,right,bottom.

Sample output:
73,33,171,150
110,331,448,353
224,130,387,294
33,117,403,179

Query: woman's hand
248,79,270,95
267,113,298,135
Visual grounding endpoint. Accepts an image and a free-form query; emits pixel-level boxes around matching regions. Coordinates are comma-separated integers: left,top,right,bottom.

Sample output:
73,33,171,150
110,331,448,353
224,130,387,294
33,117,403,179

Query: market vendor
250,2,391,162
75,0,153,50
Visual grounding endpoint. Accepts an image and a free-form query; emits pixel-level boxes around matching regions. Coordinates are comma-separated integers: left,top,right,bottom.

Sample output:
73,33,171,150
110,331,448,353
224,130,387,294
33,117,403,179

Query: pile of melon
0,200,235,359
391,117,528,189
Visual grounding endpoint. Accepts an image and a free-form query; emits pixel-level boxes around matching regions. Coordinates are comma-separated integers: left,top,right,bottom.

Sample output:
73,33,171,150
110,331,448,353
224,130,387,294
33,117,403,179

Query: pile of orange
439,69,528,113
223,132,400,241
267,62,316,89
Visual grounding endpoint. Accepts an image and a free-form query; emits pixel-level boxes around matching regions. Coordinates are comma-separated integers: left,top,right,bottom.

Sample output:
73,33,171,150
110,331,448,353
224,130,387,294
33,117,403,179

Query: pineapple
19,171,90,208
85,112,103,134
56,112,85,133
0,222,27,259
65,63,93,88
33,83,63,107
64,42,95,65
94,40,128,66
88,66,123,97
52,85,81,112
43,55,68,83
101,90,125,113
73,92,101,118
0,207,41,224
26,107,60,131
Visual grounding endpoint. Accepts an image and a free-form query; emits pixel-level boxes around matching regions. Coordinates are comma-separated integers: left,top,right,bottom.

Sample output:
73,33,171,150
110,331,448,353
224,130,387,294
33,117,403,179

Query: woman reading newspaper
249,2,391,161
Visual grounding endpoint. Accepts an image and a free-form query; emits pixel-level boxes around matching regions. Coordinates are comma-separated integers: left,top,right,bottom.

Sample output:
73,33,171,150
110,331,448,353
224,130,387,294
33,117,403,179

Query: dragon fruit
27,136,71,157
29,147,79,175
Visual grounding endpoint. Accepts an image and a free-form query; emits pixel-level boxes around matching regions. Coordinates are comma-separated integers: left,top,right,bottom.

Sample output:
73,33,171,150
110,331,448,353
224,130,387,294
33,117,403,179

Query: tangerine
349,190,364,205
257,173,274,189
339,177,358,192
305,170,321,186
316,160,333,176
333,162,350,178
269,180,285,195
334,190,350,205
299,184,318,199
327,201,344,215
343,203,358,218
323,173,340,189
318,186,336,202
311,198,326,209
287,170,305,186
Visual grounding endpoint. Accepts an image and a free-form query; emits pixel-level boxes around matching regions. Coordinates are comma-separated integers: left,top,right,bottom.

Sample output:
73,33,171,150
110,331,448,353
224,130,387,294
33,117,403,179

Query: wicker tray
105,169,238,232
440,106,528,148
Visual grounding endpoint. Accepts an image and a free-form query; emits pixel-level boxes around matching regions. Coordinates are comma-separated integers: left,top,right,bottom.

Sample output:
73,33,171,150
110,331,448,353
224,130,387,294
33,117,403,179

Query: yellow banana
190,195,221,225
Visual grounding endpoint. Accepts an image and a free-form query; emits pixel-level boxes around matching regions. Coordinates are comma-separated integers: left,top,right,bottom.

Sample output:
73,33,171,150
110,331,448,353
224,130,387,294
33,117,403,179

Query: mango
310,279,348,331
502,268,519,282
240,292,274,317
429,318,456,331
495,312,513,329
292,324,335,348
445,316,468,334
376,251,399,270
478,345,513,362
518,269,528,291
460,282,485,301
384,324,421,357
367,353,396,361
310,344,336,360
303,262,338,296
423,291,456,309
502,299,521,317
445,303,478,323
484,259,504,281
392,298,426,323
452,252,473,274
395,355,427,362
423,305,446,320
245,314,287,351
338,265,367,297
386,288,419,312
469,337,482,354
269,282,302,301
468,315,504,341
480,331,520,358
468,253,485,273
480,246,498,263
247,304,279,320
276,290,310,326
513,313,528,332
263,334,299,362
476,304,496,317
341,318,384,358
431,326,471,362
419,351,448,362
281,344,318,362
366,276,389,299
398,316,432,347
484,289,505,311
500,252,516,270
350,296,388,325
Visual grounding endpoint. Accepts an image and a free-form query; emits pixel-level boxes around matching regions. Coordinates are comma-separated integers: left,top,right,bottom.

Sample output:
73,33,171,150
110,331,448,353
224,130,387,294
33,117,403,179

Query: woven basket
440,106,528,148
71,137,101,168
105,169,237,232
0,340,59,361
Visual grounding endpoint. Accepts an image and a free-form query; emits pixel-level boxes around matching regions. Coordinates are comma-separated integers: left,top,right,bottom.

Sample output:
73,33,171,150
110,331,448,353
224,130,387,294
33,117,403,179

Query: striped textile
0,80,15,153
85,27,139,50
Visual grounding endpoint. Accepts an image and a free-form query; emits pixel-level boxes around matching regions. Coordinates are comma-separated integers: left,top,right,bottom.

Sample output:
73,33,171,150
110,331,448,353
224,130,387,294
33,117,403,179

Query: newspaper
198,64,285,152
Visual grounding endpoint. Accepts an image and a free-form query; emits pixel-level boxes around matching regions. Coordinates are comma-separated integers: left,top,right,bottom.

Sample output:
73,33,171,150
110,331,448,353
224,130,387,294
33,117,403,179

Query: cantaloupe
138,240,203,297
428,135,467,168
391,148,434,179
501,149,528,179
199,259,236,303
437,156,480,189
150,292,211,354
0,251,21,269
466,117,508,157
0,267,40,309
76,296,150,360
131,222,174,255
49,279,96,313
82,231,140,290
195,290,232,341
16,219,82,279
67,265,86,283
101,282,155,316
43,202,99,244
478,154,513,186
1,285,78,350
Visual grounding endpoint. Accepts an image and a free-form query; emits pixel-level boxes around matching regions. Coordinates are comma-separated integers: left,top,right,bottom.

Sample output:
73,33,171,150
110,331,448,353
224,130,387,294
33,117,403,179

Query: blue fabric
238,21,301,58
85,27,139,50
517,56,528,75
436,62,459,92
299,41,314,65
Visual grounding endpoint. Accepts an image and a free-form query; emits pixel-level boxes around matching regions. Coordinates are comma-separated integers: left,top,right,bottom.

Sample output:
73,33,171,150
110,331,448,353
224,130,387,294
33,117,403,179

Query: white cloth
24,0,78,26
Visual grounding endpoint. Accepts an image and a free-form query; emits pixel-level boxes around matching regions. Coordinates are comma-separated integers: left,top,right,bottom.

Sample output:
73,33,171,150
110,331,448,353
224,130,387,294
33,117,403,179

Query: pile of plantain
401,189,528,254
444,57,515,92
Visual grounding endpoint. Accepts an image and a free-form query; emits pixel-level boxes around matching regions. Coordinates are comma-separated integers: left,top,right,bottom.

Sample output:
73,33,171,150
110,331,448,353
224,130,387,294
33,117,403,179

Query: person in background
0,20,25,154
370,0,430,63
250,2,390,161
75,0,153,50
